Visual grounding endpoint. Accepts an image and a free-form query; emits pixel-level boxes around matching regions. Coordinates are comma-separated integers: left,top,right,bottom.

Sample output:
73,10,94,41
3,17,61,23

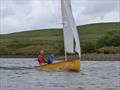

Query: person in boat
47,54,54,64
37,50,46,65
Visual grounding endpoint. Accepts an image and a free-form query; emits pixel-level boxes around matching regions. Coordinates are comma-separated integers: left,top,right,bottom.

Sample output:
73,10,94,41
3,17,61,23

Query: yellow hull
34,59,80,72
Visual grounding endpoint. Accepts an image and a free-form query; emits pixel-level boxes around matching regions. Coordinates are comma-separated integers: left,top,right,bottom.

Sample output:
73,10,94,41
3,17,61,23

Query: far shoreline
0,53,120,61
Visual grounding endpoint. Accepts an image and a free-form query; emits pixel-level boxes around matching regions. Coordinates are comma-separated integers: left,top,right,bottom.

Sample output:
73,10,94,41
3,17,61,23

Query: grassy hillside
0,22,120,56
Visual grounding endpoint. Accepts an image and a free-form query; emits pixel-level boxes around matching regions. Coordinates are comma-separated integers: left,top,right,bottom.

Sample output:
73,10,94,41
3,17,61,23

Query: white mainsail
61,0,81,58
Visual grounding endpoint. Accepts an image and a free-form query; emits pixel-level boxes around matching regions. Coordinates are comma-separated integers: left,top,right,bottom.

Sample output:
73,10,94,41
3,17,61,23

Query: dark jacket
47,56,54,64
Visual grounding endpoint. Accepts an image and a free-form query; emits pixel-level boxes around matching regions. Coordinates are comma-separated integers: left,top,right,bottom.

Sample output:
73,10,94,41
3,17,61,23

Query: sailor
47,54,54,64
37,50,46,65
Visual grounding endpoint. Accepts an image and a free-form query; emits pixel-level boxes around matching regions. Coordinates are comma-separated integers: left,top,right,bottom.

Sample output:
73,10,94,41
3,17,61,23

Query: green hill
0,22,120,56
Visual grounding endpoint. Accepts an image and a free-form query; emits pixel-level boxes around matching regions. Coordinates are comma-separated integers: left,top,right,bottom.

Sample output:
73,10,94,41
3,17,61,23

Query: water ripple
0,59,119,90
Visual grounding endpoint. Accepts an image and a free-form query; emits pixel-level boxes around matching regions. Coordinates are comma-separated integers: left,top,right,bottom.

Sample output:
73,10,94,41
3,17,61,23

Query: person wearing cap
37,50,46,65
47,54,54,64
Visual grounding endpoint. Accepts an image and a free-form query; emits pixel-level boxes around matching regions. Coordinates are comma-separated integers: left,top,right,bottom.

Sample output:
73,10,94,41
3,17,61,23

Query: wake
0,66,33,70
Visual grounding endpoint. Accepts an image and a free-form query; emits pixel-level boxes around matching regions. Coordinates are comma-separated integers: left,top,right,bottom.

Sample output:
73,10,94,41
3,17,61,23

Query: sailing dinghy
35,0,81,72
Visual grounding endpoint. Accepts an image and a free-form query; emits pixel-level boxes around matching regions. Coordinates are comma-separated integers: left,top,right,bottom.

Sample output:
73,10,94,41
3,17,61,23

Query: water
0,58,120,90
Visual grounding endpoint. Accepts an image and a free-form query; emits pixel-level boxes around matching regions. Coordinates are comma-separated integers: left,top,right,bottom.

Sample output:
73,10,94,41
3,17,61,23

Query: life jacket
47,56,54,64
37,53,45,64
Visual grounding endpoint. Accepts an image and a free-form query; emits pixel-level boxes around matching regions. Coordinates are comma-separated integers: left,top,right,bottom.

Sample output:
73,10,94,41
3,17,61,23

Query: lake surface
0,58,119,90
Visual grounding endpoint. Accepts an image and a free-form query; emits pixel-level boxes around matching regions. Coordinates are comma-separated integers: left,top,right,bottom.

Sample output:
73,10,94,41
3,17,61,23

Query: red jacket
37,53,45,65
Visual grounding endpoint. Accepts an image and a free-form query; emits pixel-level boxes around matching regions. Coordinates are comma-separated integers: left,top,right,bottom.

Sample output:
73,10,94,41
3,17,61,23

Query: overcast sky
0,0,120,34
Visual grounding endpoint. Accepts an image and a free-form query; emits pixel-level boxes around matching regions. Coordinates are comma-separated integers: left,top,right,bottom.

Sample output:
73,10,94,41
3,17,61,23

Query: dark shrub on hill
96,31,120,48
81,42,96,53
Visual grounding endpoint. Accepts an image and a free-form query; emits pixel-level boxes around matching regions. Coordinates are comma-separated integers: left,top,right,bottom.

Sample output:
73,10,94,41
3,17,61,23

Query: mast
61,0,69,61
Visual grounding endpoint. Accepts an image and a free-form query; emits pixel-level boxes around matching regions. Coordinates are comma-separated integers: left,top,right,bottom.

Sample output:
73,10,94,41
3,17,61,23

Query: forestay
61,0,81,58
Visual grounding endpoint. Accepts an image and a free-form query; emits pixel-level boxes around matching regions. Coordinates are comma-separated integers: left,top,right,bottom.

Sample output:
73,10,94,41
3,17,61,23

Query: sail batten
61,0,81,58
